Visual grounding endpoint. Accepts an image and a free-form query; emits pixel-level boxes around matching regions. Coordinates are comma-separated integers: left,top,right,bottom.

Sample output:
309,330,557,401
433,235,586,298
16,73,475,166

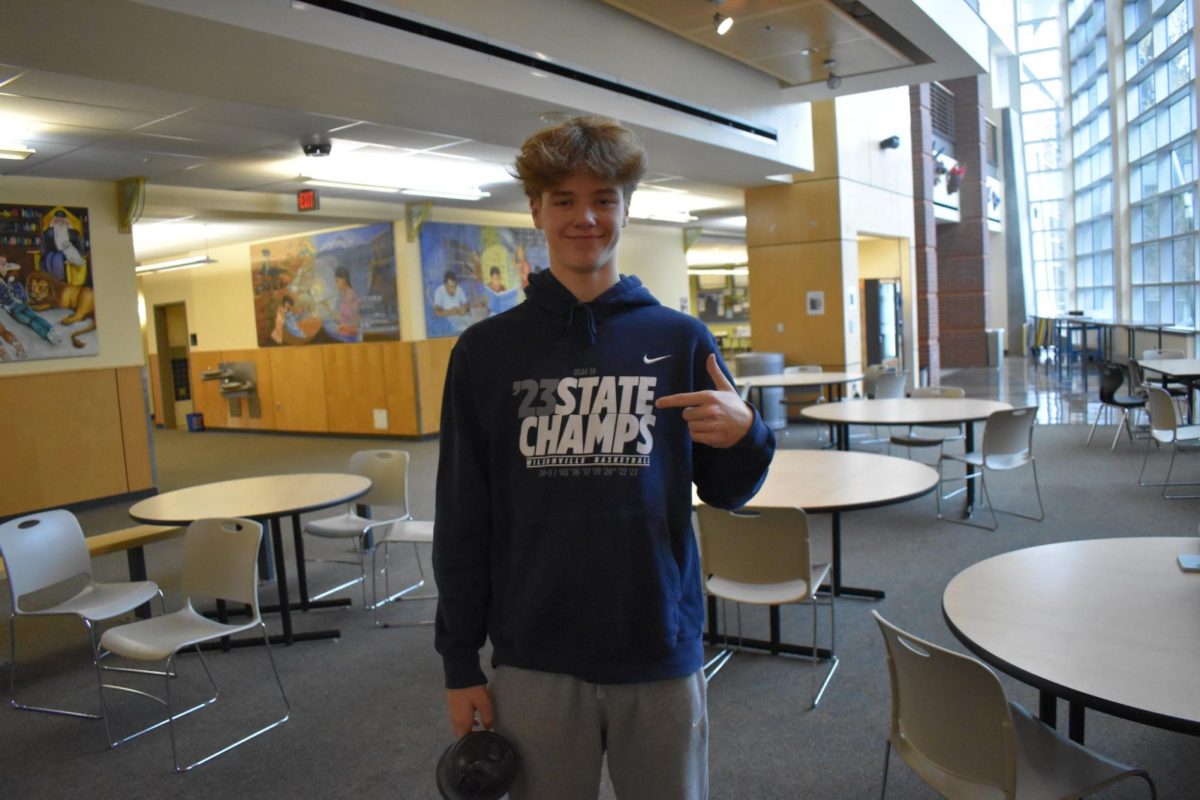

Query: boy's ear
529,196,543,229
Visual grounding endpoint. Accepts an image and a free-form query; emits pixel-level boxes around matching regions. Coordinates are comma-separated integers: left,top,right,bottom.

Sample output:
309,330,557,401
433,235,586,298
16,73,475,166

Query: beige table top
943,537,1200,735
801,397,1012,426
129,473,372,525
694,449,938,512
1139,358,1200,378
736,371,865,389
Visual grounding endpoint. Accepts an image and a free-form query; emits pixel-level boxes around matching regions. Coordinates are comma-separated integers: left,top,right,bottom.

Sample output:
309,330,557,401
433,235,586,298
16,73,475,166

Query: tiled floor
940,353,1108,426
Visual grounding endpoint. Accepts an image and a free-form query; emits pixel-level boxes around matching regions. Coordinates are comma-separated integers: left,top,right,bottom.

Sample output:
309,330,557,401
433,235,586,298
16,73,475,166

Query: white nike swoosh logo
643,354,671,364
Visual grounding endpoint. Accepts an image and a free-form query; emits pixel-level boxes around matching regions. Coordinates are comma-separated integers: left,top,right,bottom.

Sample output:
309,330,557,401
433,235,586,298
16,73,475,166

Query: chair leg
8,614,105,719
1111,410,1128,451
370,541,437,628
880,739,892,800
1138,437,1159,487
936,459,996,530
171,625,290,772
1086,404,1104,445
810,592,838,709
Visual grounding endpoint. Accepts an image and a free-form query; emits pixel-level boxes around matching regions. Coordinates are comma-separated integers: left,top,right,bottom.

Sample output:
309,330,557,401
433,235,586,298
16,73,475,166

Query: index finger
705,353,737,393
655,390,711,409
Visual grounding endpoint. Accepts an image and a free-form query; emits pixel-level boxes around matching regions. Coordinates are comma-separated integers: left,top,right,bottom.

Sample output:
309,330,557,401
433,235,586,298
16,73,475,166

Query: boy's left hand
655,353,754,448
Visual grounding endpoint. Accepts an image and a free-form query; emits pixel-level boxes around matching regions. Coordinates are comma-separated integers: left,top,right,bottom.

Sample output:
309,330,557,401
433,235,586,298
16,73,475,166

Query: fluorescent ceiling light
288,145,513,200
687,268,748,276
305,178,400,194
0,144,35,160
135,255,217,274
401,188,490,201
628,186,726,225
687,244,748,267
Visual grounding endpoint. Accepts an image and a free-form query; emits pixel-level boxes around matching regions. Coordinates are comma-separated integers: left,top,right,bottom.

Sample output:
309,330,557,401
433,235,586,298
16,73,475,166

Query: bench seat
0,524,183,581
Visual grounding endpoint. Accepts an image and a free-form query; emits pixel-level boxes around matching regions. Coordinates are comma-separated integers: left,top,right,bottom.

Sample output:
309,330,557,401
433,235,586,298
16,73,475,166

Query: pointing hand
655,353,754,448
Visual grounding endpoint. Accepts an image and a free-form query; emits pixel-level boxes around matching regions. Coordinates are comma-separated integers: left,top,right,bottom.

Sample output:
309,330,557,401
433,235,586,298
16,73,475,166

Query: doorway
861,278,903,370
152,303,193,429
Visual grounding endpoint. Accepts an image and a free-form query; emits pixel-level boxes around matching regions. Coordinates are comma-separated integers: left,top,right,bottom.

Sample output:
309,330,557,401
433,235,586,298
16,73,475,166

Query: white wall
833,88,920,376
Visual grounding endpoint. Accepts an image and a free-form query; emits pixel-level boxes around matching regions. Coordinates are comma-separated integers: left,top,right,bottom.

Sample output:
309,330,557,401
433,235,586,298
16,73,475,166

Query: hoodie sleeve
692,348,775,509
432,342,492,689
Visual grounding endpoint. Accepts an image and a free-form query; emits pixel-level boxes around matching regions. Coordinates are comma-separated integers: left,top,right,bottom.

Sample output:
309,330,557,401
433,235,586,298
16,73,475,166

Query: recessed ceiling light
0,144,35,160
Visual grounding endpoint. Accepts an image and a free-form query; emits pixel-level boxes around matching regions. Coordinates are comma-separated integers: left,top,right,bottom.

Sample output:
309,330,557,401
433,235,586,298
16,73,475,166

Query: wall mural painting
0,204,98,362
419,222,547,338
251,223,399,347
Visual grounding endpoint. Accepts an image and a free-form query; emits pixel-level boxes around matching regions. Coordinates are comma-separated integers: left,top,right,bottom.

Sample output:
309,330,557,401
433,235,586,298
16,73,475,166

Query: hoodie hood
524,269,659,345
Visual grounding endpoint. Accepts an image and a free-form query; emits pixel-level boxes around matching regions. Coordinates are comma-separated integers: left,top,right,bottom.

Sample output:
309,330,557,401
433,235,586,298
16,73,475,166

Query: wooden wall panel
268,346,329,432
221,348,276,430
322,343,388,434
748,241,851,369
189,349,228,428
745,180,842,247
0,370,132,517
116,366,154,492
382,342,420,436
414,337,455,434
147,353,163,424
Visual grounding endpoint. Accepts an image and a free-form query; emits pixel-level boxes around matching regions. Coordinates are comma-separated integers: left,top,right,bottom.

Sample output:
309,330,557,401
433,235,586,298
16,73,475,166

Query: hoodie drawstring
564,303,598,345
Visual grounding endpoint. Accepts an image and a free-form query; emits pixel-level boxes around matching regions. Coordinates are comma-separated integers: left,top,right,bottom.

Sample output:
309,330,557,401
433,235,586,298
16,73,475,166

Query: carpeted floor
2,414,1199,798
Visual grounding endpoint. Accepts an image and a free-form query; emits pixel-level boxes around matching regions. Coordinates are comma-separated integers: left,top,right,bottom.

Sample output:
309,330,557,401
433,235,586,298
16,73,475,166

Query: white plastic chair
872,611,1157,800
695,505,837,708
937,406,1044,530
889,386,966,460
1130,355,1190,416
303,449,417,608
370,519,437,627
1141,347,1185,359
1137,385,1200,498
98,518,289,772
780,365,828,444
873,371,907,400
0,509,163,720
862,363,889,398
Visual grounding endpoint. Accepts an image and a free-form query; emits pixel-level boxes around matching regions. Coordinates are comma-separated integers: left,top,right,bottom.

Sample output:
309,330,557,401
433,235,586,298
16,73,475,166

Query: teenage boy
433,116,775,800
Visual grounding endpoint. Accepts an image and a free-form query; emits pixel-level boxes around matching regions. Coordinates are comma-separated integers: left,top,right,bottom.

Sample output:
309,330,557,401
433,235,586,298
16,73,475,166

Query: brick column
909,84,940,381
937,75,991,367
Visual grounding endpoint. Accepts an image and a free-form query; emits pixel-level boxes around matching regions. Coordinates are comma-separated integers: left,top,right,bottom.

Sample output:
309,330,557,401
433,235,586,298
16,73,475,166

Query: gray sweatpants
490,666,708,800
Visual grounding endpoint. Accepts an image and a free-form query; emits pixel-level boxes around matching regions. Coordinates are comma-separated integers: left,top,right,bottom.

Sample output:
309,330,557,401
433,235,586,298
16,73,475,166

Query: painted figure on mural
40,208,87,285
0,257,61,345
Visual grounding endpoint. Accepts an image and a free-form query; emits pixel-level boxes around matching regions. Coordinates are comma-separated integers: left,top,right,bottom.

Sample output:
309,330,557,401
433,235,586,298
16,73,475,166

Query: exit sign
297,188,320,212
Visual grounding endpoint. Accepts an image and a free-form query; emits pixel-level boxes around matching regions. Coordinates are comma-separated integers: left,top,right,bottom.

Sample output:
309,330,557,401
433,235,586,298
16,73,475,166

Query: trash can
734,351,786,430
185,412,205,432
985,328,1005,369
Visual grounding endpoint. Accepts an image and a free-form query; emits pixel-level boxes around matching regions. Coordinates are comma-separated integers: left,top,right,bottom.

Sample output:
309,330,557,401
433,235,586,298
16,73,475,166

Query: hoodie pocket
499,510,687,657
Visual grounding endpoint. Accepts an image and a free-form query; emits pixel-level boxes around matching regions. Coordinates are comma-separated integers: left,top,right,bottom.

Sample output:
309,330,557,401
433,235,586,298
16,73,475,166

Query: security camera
880,135,901,150
300,136,332,157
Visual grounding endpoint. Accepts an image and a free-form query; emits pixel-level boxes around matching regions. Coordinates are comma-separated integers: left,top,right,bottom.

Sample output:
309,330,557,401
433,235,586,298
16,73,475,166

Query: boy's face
530,171,628,278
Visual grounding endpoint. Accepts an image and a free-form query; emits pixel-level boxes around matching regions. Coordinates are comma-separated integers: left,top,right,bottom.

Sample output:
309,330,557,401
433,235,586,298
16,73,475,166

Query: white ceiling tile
0,92,159,132
133,116,297,150
334,122,467,151
183,101,358,135
4,69,206,114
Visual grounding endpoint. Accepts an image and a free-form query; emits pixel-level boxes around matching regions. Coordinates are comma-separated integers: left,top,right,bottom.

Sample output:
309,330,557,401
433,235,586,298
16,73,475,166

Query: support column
910,84,941,381
745,101,856,371
938,75,992,367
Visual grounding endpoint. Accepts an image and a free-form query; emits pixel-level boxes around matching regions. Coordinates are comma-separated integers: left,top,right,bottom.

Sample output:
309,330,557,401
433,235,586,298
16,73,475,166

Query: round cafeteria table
130,473,371,646
943,537,1200,743
695,449,937,658
802,397,1012,513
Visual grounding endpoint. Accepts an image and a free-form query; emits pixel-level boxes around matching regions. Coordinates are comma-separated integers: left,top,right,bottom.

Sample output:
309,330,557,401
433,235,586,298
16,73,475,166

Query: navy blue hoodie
433,270,775,689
